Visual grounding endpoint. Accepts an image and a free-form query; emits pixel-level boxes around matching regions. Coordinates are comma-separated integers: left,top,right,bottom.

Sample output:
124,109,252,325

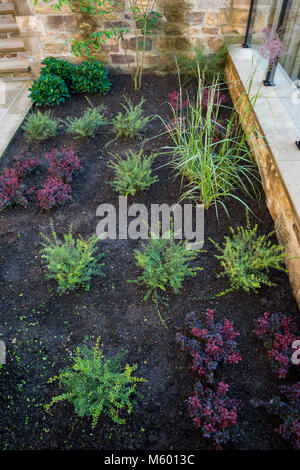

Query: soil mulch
0,73,299,450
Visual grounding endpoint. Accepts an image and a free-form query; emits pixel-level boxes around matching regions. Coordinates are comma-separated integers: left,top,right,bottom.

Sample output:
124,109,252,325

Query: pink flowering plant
189,381,242,450
259,27,286,65
252,382,300,450
254,312,300,379
176,309,242,383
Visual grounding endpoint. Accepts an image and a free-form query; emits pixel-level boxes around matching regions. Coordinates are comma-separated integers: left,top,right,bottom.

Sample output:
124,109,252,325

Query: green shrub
70,59,111,95
211,224,286,293
109,149,158,196
29,73,70,106
65,101,108,139
45,339,146,428
40,224,104,293
111,97,151,140
132,226,202,300
22,110,59,143
40,57,75,86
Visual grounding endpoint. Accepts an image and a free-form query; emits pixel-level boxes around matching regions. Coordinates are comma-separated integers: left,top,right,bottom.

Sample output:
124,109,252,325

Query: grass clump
211,223,286,293
40,223,104,293
132,226,202,301
22,110,59,143
111,97,151,140
45,339,146,428
65,101,107,139
109,149,158,196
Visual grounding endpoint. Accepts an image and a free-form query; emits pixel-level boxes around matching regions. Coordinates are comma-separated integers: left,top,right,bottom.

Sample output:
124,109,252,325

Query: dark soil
0,74,299,451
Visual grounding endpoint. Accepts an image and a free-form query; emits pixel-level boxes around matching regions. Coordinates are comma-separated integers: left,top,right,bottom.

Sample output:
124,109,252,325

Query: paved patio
0,78,32,159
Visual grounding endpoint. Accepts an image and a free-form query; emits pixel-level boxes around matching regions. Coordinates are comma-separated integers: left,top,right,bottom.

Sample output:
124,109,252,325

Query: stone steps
0,58,30,73
0,22,19,34
0,3,14,16
0,38,25,53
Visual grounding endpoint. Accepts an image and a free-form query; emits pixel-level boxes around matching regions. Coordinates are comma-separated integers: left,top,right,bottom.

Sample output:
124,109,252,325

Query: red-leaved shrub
36,176,72,210
0,168,28,210
45,148,82,183
254,312,300,379
189,381,242,450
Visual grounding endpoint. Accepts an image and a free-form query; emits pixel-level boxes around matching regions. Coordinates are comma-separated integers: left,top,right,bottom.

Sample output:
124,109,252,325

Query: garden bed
0,73,299,450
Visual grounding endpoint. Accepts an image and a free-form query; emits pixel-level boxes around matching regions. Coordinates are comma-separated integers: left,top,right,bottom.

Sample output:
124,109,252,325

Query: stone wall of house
226,54,300,309
13,0,252,75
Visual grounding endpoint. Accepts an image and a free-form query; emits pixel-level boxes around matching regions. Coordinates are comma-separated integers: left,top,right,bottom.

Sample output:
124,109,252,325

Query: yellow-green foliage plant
45,339,147,428
22,110,59,143
65,101,108,139
40,223,104,293
211,223,286,293
109,149,158,196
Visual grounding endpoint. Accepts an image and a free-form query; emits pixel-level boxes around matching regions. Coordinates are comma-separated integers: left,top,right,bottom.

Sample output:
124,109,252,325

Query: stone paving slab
0,78,32,160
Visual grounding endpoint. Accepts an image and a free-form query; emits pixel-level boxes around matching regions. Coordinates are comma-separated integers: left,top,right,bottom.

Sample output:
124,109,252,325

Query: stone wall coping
228,44,300,228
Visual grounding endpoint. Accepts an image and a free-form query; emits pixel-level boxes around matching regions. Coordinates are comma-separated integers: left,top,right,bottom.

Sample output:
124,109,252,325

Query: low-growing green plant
22,110,59,143
110,97,151,140
211,223,286,293
109,149,158,196
70,59,111,95
65,101,107,139
132,226,203,301
40,223,104,293
29,73,70,106
45,339,146,428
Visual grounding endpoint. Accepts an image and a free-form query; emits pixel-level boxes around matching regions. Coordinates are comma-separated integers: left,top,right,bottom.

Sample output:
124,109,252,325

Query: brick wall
14,0,252,74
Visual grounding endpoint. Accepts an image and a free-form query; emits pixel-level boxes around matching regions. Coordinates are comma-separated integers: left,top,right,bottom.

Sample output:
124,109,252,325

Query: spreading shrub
22,110,59,143
132,226,202,300
177,309,242,383
65,103,107,139
45,339,146,428
70,59,111,95
40,224,104,292
13,155,40,178
45,148,83,183
109,149,158,196
111,97,151,140
254,312,300,379
29,73,70,106
252,383,300,449
211,224,286,293
189,381,242,450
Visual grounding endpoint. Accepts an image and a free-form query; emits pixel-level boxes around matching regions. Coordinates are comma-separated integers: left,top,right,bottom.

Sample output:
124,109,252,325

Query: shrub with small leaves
188,381,242,450
109,149,158,196
40,223,104,292
45,148,83,183
13,155,40,178
251,382,300,449
29,73,70,106
132,226,202,300
0,168,28,210
211,224,286,293
22,110,59,143
37,176,72,210
45,339,146,428
254,312,300,379
70,59,111,95
177,309,242,383
111,97,151,140
65,102,107,139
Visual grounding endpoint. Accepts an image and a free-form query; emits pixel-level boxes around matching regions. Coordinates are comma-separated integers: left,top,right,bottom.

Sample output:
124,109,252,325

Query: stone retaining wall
226,52,300,309
13,0,252,75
